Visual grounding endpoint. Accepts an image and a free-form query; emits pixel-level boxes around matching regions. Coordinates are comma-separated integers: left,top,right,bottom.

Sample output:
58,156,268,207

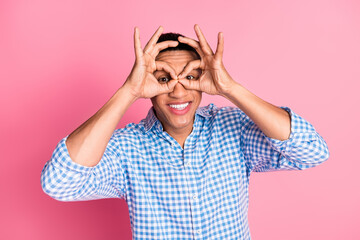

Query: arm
41,26,180,201
238,105,329,172
65,87,136,167
221,82,329,172
222,83,291,141
178,24,329,172
178,24,291,141
66,26,179,167
40,129,128,201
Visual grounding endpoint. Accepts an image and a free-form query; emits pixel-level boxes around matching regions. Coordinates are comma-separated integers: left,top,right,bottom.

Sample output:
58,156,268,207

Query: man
41,24,329,239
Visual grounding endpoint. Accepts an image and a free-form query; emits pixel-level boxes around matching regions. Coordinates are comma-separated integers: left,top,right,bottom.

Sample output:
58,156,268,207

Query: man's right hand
122,26,179,100
63,26,180,168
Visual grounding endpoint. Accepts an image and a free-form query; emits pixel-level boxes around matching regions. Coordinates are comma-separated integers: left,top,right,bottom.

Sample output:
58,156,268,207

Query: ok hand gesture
177,24,237,97
123,26,179,99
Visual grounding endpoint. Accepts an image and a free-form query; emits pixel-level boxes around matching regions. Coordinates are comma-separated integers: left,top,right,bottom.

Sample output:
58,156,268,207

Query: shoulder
111,122,145,145
196,103,250,135
199,103,248,122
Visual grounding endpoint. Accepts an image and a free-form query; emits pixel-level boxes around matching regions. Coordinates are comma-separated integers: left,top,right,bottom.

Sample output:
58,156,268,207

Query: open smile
167,101,192,115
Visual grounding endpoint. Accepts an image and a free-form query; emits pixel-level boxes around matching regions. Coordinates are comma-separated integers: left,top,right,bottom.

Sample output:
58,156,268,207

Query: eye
158,77,170,83
186,75,195,80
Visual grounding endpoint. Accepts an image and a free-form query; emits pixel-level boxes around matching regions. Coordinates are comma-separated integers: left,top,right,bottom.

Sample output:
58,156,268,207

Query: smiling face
151,50,202,136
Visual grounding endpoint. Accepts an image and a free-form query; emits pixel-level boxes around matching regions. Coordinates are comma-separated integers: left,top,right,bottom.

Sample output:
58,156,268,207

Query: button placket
183,145,203,240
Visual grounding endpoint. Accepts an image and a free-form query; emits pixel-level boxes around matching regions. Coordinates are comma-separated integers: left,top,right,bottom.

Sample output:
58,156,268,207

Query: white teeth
169,102,190,110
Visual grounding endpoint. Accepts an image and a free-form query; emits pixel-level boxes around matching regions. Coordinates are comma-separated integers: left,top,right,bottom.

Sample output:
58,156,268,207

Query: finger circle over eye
179,60,201,79
155,61,178,80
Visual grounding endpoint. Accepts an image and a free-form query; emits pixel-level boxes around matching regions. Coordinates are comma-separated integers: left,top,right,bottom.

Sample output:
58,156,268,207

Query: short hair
156,33,200,59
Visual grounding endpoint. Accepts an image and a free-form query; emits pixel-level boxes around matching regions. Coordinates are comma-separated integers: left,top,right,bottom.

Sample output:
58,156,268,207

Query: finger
194,24,214,55
150,40,179,58
134,27,143,59
158,79,179,94
155,61,178,80
178,60,201,79
177,36,205,58
214,32,224,61
178,78,201,91
143,26,163,53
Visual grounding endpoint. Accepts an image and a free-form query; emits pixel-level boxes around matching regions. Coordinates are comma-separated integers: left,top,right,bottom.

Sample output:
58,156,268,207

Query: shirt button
186,162,191,166
193,194,198,199
197,230,201,234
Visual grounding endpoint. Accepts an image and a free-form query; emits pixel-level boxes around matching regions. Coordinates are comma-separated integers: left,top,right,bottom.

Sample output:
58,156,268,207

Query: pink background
1,0,359,239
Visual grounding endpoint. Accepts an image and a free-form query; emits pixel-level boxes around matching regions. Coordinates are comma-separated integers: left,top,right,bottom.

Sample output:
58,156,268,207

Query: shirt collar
143,107,159,132
143,105,212,132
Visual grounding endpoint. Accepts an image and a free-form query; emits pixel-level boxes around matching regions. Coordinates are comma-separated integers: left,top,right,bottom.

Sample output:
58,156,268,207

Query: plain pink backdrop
1,0,359,239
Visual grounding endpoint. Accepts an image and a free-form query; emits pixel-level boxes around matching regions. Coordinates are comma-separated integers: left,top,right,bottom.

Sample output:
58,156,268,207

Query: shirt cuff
262,106,318,154
50,135,95,175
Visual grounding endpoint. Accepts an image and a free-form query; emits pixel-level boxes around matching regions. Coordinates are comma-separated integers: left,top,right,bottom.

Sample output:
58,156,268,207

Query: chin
167,114,194,129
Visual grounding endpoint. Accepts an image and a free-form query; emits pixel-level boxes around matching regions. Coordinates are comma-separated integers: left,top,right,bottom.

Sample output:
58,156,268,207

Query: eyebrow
153,71,172,78
191,69,202,75
153,70,169,74
153,68,201,75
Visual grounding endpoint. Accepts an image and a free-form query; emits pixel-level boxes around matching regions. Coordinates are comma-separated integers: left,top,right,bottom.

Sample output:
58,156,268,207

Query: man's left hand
177,24,237,96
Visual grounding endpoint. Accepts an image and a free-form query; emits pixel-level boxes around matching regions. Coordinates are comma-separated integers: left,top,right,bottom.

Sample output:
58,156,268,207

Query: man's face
151,50,202,134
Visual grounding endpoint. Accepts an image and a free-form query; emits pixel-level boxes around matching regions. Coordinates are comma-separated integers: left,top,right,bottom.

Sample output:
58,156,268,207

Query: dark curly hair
156,33,200,59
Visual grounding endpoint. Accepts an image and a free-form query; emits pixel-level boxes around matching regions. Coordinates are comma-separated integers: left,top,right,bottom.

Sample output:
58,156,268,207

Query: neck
163,124,193,149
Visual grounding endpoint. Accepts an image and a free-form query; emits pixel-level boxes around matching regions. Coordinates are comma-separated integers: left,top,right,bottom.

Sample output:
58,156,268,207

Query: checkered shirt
41,103,329,239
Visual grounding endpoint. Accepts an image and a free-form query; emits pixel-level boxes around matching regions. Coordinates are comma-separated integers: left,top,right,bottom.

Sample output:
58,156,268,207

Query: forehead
155,50,198,68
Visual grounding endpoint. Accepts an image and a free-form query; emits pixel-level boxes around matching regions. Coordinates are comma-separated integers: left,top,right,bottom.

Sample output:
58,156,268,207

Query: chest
124,129,247,203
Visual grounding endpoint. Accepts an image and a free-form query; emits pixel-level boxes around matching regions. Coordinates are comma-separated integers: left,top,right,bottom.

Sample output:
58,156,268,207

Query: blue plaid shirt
41,103,329,239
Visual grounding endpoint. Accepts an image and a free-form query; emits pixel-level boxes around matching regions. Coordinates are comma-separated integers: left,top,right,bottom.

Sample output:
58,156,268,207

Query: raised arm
177,24,290,140
66,26,179,167
178,24,329,172
41,26,180,201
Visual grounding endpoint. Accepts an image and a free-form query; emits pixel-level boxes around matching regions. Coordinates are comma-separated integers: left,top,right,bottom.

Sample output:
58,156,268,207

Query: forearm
223,82,291,141
65,85,137,167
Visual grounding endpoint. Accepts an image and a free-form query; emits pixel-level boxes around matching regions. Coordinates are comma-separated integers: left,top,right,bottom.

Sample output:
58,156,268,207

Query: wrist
118,83,140,103
221,81,250,104
219,80,241,98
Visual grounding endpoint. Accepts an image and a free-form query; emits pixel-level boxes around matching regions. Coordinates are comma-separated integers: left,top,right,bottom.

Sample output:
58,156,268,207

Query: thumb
157,79,178,94
178,79,201,91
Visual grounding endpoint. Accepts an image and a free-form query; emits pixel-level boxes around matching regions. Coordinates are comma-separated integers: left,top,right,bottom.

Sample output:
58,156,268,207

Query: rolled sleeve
242,106,330,172
41,132,126,201
49,136,94,174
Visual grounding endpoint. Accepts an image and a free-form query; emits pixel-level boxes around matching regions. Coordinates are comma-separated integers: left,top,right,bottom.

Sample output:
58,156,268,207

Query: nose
169,82,188,98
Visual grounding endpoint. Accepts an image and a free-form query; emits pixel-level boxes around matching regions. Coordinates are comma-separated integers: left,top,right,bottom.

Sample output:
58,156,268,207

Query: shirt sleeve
40,131,126,201
241,106,330,172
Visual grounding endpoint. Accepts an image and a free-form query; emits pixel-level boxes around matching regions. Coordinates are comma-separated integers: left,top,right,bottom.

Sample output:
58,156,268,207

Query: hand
122,26,179,99
177,24,237,96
